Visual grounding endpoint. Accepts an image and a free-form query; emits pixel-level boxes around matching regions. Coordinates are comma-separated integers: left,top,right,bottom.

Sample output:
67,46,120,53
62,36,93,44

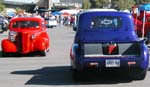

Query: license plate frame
106,59,120,67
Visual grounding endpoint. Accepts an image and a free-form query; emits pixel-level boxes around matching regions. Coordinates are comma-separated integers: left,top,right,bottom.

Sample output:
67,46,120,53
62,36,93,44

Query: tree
144,0,150,3
135,0,150,4
89,0,110,8
82,0,91,9
95,0,102,8
100,0,112,8
82,0,135,10
23,4,36,13
0,2,5,11
90,0,97,8
16,7,24,15
113,0,135,10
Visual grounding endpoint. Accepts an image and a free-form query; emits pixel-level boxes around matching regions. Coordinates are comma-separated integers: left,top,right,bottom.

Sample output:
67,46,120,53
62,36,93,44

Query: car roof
80,11,129,15
76,9,117,16
84,8,117,12
10,17,44,22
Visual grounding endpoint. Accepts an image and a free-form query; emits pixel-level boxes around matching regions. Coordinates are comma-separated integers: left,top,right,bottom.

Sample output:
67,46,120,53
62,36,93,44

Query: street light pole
48,0,52,9
108,0,112,8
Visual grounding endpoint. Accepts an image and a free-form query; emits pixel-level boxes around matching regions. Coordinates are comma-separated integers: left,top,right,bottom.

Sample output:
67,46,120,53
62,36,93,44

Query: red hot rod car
1,17,50,56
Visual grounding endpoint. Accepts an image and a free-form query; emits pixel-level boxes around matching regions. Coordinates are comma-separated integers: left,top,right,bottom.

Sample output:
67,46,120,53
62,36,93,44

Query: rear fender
140,41,149,69
70,44,79,61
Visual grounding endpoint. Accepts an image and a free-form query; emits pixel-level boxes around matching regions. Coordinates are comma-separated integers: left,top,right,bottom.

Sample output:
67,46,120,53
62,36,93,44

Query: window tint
90,16,122,29
12,21,39,28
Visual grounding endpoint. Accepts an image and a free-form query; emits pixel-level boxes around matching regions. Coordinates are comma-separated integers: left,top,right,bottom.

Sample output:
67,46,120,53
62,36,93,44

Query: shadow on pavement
11,66,133,85
0,31,4,34
148,68,150,71
0,51,45,58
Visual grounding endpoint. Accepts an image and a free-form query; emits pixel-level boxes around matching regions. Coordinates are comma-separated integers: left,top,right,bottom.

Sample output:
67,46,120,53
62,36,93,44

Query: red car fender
1,39,17,52
33,38,49,51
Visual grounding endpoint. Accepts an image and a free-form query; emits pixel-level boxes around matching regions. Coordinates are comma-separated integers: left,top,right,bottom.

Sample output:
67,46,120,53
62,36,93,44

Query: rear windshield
90,16,122,29
12,21,39,28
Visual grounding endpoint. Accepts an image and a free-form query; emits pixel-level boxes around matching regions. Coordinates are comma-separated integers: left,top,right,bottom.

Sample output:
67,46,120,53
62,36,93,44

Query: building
2,0,37,16
36,0,83,10
3,0,35,9
3,0,34,4
2,0,83,15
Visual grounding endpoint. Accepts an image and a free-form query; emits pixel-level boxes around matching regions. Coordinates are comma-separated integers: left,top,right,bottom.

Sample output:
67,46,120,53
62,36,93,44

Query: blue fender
141,41,149,69
70,43,82,70
70,43,79,61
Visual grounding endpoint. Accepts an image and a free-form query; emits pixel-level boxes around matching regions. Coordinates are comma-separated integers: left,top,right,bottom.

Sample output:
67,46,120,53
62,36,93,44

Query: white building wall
4,0,34,3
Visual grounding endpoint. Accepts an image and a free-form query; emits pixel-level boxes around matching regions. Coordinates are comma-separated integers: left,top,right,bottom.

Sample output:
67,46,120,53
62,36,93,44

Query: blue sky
5,0,34,3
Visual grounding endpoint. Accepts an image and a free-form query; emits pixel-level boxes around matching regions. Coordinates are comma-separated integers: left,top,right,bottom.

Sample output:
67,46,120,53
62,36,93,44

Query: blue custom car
70,11,149,81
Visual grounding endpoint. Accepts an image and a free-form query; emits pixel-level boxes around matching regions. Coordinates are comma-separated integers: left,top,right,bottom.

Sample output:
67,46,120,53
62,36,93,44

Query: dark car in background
0,16,9,32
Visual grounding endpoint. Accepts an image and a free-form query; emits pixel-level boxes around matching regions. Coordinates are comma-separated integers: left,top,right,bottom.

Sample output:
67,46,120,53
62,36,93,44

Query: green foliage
15,7,24,14
89,0,97,8
82,0,91,9
135,0,150,4
0,2,5,11
94,0,102,8
90,0,109,8
144,0,150,3
23,4,36,13
83,0,135,10
113,0,135,10
82,0,137,10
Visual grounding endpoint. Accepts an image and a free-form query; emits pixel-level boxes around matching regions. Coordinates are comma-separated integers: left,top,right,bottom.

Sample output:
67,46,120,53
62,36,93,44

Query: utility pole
108,0,112,8
48,0,52,9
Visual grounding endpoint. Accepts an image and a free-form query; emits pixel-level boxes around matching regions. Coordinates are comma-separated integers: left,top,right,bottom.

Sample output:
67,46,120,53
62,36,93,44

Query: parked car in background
1,17,50,56
70,11,149,81
0,15,9,32
45,17,58,28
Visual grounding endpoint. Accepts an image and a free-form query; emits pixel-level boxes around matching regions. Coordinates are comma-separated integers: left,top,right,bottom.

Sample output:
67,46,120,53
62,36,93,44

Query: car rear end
45,18,57,28
78,41,148,70
71,11,149,80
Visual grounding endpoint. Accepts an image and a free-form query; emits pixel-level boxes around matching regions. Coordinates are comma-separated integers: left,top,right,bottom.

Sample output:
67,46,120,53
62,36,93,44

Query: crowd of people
17,12,77,28
60,15,76,27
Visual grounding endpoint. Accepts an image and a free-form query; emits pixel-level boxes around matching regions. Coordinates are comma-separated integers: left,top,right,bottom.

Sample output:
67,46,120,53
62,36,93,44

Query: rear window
90,16,122,29
12,21,39,28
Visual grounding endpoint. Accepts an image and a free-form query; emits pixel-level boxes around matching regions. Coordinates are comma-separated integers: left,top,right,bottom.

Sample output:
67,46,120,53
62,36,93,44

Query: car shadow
11,66,134,85
148,67,150,71
0,30,4,34
0,51,45,58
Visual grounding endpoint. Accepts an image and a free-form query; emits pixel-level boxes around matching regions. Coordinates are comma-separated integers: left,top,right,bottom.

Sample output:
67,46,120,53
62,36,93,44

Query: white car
45,18,58,28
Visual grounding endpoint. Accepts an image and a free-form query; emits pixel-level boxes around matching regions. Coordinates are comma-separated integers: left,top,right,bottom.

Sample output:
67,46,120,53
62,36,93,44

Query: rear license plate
106,59,120,67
